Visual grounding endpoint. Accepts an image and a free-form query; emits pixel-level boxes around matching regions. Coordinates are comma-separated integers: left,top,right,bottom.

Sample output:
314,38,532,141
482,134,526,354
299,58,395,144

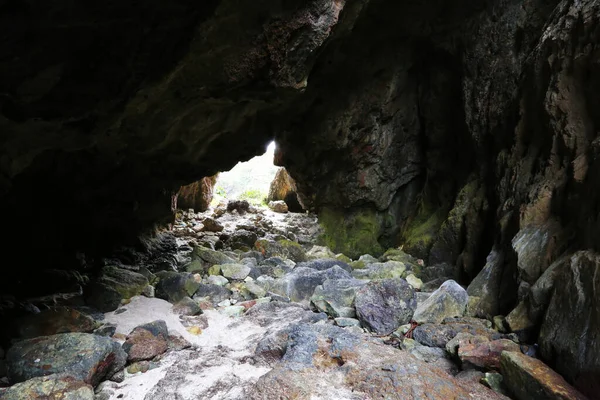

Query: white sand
101,296,271,400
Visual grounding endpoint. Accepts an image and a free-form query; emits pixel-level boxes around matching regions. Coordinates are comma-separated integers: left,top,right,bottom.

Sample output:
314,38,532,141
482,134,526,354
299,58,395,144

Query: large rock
122,320,169,362
255,239,307,263
220,263,251,280
0,374,94,400
193,283,232,304
354,278,416,335
268,200,288,213
84,266,149,312
267,167,303,212
247,324,504,399
192,246,236,267
538,251,600,398
500,351,587,400
413,321,507,349
458,338,521,370
268,265,352,303
6,333,126,385
467,248,504,319
310,278,367,318
14,307,97,339
155,272,200,303
351,260,407,279
176,175,217,212
413,280,468,324
295,259,352,273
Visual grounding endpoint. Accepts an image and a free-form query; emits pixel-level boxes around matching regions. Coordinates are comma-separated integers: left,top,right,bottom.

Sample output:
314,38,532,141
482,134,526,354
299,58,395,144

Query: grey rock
413,280,468,324
193,283,232,304
155,272,200,303
220,263,251,280
310,278,367,318
269,265,352,304
354,278,416,335
6,333,126,385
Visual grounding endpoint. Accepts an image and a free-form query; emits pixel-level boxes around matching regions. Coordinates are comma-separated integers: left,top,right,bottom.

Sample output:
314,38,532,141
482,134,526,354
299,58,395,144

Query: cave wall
1,0,599,394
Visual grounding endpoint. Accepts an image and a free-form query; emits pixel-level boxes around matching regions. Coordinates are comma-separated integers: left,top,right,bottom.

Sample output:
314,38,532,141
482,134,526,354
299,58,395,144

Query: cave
0,0,599,398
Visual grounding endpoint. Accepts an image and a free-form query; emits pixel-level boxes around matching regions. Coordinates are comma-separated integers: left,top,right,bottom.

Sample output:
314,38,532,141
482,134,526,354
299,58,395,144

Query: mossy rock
318,208,383,259
335,253,352,263
401,201,447,260
98,266,149,300
254,239,306,262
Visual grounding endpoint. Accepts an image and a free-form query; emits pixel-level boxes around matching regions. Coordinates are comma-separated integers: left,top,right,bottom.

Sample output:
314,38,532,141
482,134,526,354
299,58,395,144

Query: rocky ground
0,202,589,400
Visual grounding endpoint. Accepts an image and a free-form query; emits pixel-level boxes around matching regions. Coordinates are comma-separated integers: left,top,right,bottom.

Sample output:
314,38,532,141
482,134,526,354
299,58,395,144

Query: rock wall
1,0,599,395
176,175,218,212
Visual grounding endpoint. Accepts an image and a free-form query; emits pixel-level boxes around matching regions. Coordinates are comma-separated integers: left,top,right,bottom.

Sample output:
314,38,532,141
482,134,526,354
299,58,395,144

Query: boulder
255,239,307,262
268,200,289,213
538,251,600,398
176,175,217,212
6,333,126,385
467,248,504,319
405,274,423,290
229,230,259,250
241,281,267,299
227,200,250,213
14,307,97,339
0,373,94,400
207,275,229,286
193,283,232,304
310,278,367,318
84,266,149,312
458,338,521,370
155,272,200,303
354,278,416,335
412,280,468,324
351,260,407,279
172,297,202,316
248,324,504,399
296,259,352,273
306,245,336,260
412,322,507,348
501,351,587,400
122,320,169,362
192,246,236,267
267,167,303,212
269,265,352,303
201,217,224,232
220,263,251,280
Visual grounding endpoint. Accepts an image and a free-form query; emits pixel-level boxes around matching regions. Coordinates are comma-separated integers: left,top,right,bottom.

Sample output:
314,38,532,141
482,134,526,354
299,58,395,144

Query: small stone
220,263,252,280
93,324,117,337
186,326,203,335
222,305,245,317
142,285,155,298
208,264,221,275
127,361,150,374
405,274,423,290
208,275,229,286
481,372,509,396
217,299,231,307
493,315,508,333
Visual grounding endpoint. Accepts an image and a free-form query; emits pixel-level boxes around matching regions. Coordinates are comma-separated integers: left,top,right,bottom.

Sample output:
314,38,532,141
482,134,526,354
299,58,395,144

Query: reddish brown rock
501,351,588,400
201,217,224,232
459,339,521,370
122,320,169,362
176,175,218,212
267,168,303,212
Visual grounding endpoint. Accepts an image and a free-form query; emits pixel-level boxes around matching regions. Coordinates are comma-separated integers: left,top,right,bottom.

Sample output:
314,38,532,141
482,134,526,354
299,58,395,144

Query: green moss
318,207,383,259
335,253,352,263
401,201,446,259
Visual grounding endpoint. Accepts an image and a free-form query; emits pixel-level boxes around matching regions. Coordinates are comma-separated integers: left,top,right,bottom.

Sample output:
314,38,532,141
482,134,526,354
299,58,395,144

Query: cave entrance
212,141,279,208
